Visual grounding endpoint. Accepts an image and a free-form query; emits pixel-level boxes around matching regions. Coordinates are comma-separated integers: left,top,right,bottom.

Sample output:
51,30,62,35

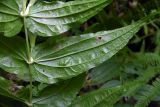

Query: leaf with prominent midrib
0,19,146,83
0,0,111,37
27,0,112,36
30,19,145,83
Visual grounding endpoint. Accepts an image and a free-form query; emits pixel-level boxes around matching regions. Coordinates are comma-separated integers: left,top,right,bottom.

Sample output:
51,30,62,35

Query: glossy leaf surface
27,0,112,36
0,19,145,83
0,0,111,37
30,20,145,83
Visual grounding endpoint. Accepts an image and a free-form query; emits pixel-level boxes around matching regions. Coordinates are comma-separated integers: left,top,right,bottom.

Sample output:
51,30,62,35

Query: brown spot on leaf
10,84,23,93
96,36,103,41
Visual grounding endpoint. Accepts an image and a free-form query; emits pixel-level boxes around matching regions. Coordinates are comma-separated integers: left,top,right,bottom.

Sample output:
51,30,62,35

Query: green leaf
0,0,112,37
0,36,29,80
0,19,23,37
27,0,112,36
0,18,145,84
30,19,145,83
0,77,27,105
0,73,84,107
0,0,23,37
0,77,18,100
32,74,85,107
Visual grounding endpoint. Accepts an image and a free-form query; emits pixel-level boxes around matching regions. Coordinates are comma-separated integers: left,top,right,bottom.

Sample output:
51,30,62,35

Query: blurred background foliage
1,0,160,106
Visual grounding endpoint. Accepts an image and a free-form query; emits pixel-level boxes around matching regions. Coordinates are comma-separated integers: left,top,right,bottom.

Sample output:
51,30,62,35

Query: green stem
22,0,37,107
28,65,33,107
23,17,33,106
24,18,31,61
24,17,33,107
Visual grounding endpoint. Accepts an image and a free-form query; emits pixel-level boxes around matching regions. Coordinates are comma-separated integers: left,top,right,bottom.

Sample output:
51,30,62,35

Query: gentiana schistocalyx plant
0,0,160,107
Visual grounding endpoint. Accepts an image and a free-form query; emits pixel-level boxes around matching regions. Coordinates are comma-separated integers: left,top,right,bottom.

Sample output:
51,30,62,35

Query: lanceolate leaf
30,19,145,83
32,74,85,107
27,0,112,36
0,18,146,83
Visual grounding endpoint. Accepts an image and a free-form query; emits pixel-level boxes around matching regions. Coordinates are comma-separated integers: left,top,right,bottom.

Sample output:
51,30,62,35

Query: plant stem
24,17,33,107
24,18,31,61
23,14,33,107
28,65,33,107
22,0,37,106
23,17,33,106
